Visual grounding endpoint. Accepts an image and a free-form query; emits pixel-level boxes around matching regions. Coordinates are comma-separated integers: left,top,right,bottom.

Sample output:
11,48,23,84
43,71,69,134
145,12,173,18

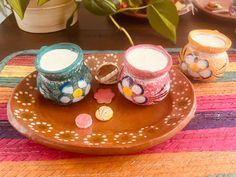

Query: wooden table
1,5,236,177
0,5,235,60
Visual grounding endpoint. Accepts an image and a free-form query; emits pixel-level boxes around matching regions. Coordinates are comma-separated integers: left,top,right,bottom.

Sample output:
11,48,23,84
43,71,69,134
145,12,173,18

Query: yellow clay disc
95,106,113,121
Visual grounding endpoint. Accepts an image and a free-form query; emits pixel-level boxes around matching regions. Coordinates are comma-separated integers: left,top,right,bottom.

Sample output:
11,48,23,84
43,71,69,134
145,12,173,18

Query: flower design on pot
59,79,91,104
118,76,147,104
181,54,212,79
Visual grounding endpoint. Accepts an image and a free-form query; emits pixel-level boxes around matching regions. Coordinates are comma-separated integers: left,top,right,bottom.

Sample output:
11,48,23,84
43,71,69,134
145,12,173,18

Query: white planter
14,0,78,33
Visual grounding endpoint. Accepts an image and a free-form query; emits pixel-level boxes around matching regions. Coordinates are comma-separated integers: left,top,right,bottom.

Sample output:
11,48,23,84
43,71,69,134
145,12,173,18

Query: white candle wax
40,49,78,71
126,47,168,72
192,33,226,48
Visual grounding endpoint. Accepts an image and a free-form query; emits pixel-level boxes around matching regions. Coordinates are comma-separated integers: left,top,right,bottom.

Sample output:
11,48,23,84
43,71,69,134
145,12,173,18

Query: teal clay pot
35,43,92,105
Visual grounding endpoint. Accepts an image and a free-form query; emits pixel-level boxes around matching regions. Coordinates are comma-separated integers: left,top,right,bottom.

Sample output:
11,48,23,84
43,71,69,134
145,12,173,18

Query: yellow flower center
123,86,132,97
73,88,83,98
190,63,200,72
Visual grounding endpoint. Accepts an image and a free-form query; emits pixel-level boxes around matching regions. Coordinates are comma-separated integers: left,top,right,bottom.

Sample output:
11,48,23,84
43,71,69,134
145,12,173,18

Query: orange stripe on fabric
0,152,236,177
226,62,236,72
193,82,236,96
0,87,14,103
0,66,35,77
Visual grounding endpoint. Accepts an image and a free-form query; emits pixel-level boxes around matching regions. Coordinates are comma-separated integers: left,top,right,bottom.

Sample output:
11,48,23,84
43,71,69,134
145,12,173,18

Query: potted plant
0,0,78,33
82,0,179,44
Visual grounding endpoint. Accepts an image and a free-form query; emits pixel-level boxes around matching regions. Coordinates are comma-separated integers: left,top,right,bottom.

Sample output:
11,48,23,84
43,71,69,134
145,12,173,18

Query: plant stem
109,15,134,46
116,4,149,14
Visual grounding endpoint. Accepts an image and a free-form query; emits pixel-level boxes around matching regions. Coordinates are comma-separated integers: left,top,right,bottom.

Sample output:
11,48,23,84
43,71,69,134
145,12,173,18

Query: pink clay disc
75,114,92,129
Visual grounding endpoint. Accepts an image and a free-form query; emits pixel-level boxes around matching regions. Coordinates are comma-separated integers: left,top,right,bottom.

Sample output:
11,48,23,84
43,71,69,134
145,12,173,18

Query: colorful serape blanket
1,49,236,177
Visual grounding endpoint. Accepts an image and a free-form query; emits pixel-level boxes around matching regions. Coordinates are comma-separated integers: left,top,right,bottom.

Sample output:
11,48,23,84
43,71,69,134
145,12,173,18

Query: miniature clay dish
7,54,196,155
193,0,236,21
95,62,120,85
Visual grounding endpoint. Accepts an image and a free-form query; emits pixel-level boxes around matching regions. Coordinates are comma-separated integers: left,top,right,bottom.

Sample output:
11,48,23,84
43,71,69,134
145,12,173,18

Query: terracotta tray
193,0,235,21
7,54,196,155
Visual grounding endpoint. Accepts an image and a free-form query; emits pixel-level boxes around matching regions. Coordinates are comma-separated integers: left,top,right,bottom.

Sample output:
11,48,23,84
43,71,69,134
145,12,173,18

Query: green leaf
0,0,7,16
82,0,121,16
7,0,30,19
37,0,50,6
147,0,179,43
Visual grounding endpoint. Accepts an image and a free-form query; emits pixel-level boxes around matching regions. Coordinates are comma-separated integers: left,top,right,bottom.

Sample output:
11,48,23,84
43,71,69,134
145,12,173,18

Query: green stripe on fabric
214,72,236,82
0,77,23,87
205,174,236,177
190,72,236,83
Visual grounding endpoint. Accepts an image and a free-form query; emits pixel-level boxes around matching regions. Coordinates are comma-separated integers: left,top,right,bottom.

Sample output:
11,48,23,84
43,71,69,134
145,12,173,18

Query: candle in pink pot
118,44,172,105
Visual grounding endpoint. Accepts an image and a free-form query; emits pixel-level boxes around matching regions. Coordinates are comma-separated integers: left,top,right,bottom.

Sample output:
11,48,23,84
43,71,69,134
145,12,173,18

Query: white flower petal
85,84,91,95
185,54,195,64
181,62,188,71
61,85,73,94
73,96,84,103
60,96,71,104
133,96,147,104
197,60,209,69
78,80,87,88
122,76,133,87
199,69,212,79
132,84,143,95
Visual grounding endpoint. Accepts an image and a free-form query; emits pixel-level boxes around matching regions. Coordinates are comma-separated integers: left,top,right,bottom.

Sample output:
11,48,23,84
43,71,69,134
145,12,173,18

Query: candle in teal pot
35,43,92,105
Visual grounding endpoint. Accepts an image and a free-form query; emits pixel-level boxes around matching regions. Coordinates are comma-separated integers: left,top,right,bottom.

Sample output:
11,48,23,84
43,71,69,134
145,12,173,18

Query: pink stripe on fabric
0,104,7,120
196,95,236,112
7,55,35,66
1,127,236,161
0,139,90,161
229,53,236,62
141,127,236,153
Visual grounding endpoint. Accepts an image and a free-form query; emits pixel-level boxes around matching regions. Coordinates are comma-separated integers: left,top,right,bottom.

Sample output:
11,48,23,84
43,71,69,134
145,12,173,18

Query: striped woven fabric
1,49,236,177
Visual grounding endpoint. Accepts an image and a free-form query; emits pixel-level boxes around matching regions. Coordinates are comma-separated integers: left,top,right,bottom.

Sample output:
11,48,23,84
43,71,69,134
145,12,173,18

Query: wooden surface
0,4,235,61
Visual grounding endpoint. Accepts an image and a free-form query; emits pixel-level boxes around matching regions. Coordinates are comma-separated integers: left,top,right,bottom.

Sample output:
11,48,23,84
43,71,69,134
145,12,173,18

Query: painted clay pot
179,29,232,81
35,43,92,105
118,44,173,105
